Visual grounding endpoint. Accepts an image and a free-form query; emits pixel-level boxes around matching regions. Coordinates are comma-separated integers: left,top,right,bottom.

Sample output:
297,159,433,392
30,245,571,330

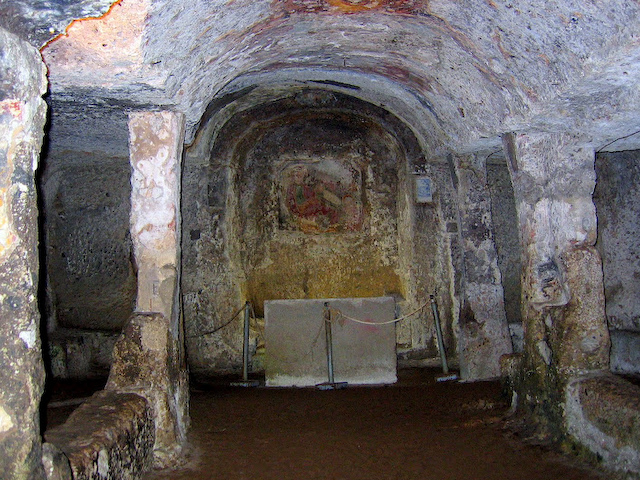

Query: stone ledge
45,390,154,480
566,372,640,475
106,312,189,467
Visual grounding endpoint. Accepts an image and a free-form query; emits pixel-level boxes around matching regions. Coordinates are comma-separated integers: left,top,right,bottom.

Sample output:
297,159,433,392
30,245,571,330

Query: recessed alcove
181,89,454,378
594,149,640,375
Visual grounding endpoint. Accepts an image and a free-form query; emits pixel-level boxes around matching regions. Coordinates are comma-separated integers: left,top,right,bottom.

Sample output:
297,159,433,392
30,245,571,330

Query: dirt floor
133,369,607,480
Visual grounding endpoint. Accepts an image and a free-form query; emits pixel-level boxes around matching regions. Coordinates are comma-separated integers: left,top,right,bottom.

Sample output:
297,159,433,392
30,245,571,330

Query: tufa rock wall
181,95,457,376
594,150,640,374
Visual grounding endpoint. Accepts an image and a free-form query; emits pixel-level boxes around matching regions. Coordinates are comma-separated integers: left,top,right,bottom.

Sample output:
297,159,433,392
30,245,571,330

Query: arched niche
228,110,405,315
182,89,450,376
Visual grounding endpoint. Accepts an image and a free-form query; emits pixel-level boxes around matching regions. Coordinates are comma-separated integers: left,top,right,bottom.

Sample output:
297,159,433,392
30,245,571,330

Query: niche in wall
594,149,640,374
40,147,136,378
182,90,451,376
229,113,405,316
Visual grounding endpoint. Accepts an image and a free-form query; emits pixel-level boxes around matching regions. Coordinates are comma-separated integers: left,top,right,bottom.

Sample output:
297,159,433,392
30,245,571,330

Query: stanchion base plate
230,380,261,387
316,382,348,390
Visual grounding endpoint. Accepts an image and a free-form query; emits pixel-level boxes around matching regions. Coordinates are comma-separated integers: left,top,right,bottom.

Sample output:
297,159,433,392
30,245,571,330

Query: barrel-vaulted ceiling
9,0,640,154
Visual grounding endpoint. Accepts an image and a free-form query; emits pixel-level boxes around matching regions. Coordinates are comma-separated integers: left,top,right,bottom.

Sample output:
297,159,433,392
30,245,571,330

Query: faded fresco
279,160,364,233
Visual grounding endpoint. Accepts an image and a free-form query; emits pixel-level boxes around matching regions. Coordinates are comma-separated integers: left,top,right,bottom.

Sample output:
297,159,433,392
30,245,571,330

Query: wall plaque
415,176,433,203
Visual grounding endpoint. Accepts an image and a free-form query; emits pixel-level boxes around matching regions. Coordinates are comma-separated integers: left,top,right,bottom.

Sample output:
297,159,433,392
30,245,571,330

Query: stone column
107,111,189,466
129,111,184,323
0,28,48,479
453,154,513,380
502,132,610,436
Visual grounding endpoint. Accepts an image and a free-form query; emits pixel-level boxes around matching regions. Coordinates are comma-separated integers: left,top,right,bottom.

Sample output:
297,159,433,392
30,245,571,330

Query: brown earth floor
135,369,607,480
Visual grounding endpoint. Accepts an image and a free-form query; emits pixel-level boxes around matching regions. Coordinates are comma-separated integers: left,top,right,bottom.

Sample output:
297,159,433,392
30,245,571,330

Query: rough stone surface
42,0,153,91
0,26,48,480
3,0,640,475
453,154,513,381
129,110,183,321
486,160,522,328
503,132,610,439
0,0,114,47
45,100,131,158
566,373,640,475
182,92,454,376
264,297,397,387
610,330,640,375
44,390,154,480
553,248,610,376
41,442,72,480
124,112,190,466
39,0,640,154
48,328,120,379
40,151,135,332
106,313,189,468
594,150,640,374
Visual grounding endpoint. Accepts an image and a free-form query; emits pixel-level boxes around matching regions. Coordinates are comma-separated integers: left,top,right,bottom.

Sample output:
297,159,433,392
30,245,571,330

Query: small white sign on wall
415,176,433,203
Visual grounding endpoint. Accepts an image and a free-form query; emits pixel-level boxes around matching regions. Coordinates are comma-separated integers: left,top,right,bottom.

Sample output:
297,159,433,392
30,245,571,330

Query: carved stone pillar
503,132,610,436
453,154,513,380
107,111,189,466
129,111,184,323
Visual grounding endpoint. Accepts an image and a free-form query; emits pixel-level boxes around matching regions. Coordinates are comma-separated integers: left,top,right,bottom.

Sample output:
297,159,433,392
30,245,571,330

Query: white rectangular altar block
264,297,397,387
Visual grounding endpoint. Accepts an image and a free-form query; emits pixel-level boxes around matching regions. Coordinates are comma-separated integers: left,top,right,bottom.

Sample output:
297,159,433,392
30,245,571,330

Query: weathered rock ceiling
10,0,640,154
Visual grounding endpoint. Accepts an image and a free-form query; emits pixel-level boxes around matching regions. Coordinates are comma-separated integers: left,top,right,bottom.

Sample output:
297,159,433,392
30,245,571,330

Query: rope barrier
189,297,429,339
188,303,246,338
327,300,429,326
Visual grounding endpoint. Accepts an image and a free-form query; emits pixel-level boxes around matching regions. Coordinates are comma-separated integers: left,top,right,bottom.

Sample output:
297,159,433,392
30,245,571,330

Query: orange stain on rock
41,0,149,78
42,0,124,49
0,100,23,120
281,0,427,15
326,0,383,13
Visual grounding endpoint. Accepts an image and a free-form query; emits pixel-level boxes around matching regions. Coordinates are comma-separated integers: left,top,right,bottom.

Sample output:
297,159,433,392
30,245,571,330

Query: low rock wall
106,312,189,467
44,390,154,480
566,373,640,475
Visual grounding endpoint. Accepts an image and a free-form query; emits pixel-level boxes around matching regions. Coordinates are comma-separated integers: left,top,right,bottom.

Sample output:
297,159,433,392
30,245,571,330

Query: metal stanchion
324,302,335,384
317,302,348,390
231,302,260,387
430,294,458,382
